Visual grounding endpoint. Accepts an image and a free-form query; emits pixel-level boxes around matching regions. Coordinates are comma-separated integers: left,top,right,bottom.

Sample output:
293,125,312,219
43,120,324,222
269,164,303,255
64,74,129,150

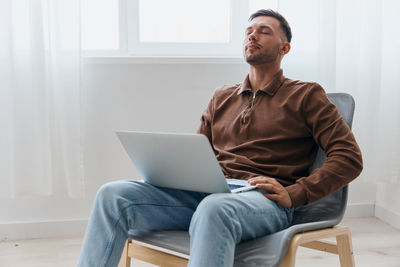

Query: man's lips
247,43,261,50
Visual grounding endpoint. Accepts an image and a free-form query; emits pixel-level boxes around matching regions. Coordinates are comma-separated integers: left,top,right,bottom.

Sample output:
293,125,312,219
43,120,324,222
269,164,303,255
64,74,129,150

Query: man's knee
191,194,238,227
95,180,138,205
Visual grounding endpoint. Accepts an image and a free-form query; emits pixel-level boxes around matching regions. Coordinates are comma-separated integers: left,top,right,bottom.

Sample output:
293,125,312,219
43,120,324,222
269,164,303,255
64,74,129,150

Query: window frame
125,0,248,57
83,0,253,58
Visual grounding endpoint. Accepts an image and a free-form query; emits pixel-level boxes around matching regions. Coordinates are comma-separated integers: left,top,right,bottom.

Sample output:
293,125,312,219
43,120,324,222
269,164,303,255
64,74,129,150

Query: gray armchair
118,93,356,267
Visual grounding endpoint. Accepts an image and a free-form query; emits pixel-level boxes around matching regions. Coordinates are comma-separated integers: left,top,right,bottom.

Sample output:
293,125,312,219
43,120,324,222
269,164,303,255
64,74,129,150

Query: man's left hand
248,177,292,208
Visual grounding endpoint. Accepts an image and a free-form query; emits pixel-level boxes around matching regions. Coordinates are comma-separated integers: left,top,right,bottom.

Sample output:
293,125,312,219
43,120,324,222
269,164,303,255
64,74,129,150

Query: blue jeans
77,180,294,267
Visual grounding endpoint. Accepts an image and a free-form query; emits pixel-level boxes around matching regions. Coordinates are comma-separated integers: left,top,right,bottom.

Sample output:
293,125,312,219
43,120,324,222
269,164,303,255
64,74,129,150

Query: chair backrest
291,93,355,226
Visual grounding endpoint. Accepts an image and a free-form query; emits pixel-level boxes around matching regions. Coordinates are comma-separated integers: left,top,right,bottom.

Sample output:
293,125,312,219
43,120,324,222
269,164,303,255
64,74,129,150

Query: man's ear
280,42,291,55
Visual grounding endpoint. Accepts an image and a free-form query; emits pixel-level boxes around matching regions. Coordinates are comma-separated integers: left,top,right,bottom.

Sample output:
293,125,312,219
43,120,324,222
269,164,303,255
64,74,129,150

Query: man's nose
248,31,257,42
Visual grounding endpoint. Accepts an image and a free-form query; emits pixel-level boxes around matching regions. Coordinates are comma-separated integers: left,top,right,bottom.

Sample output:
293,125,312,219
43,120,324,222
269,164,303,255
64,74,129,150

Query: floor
0,217,399,267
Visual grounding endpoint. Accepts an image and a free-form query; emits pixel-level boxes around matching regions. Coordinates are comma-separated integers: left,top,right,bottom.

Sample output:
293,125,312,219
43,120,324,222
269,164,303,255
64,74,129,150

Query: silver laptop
116,131,256,193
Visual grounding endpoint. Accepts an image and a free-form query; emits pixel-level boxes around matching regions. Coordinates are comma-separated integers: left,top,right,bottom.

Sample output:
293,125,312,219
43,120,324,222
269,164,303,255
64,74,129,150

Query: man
77,9,362,267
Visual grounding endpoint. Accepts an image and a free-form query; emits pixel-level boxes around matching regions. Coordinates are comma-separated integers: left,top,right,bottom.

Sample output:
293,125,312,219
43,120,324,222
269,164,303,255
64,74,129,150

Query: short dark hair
249,9,292,43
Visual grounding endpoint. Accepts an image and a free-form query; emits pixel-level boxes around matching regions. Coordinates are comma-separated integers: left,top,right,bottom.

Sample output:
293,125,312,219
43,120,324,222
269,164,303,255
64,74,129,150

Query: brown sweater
197,70,363,207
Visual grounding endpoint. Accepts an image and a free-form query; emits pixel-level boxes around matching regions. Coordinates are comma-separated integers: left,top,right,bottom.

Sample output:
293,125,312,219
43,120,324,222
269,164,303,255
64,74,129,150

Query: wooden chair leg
279,226,355,267
336,229,355,267
279,235,300,267
118,239,131,267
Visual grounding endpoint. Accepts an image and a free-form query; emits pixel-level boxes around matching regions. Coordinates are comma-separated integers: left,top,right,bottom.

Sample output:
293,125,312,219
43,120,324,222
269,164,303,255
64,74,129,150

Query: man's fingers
253,180,282,193
254,183,281,194
254,183,274,191
248,176,292,208
248,176,276,185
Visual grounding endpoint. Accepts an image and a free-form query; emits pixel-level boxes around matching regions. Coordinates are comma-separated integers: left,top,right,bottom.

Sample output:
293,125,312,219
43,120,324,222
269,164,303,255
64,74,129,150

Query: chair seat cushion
128,218,337,267
129,230,190,256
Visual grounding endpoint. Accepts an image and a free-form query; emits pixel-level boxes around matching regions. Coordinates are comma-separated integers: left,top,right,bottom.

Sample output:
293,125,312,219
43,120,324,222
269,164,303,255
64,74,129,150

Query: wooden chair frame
118,225,355,267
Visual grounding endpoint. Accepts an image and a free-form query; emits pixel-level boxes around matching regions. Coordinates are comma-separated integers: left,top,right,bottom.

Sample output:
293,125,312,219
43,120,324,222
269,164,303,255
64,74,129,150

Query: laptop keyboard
228,184,245,190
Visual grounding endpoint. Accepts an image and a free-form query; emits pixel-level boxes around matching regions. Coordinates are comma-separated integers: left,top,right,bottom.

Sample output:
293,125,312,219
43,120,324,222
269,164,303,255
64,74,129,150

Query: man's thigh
192,190,294,241
99,180,208,230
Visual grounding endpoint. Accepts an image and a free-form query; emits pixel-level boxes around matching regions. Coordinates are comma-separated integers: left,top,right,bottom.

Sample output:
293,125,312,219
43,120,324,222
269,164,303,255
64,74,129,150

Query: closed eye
260,29,272,34
259,26,273,34
245,29,253,36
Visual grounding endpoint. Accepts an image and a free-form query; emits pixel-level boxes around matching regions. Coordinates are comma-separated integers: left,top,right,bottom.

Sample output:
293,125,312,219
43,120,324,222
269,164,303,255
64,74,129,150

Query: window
82,0,278,57
138,0,230,43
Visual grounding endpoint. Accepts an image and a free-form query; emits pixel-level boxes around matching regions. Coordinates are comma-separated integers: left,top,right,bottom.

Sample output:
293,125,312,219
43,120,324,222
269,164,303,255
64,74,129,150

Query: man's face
243,16,288,66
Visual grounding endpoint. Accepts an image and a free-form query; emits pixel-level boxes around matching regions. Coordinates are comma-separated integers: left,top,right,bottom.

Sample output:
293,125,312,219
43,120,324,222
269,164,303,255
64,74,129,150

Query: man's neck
248,63,281,92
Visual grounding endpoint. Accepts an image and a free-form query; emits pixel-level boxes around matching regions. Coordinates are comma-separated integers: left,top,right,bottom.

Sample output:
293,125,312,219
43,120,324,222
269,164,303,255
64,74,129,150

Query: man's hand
248,177,292,208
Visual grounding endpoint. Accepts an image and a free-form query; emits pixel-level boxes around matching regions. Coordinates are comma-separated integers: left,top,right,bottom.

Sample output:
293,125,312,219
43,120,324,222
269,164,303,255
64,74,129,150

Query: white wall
376,183,400,230
0,59,378,240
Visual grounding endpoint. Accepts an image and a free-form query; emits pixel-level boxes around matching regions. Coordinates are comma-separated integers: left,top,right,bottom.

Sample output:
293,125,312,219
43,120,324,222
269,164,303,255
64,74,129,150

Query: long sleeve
285,84,363,207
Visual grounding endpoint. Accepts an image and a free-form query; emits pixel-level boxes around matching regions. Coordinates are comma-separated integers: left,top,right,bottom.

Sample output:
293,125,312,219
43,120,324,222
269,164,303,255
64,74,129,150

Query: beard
244,45,281,65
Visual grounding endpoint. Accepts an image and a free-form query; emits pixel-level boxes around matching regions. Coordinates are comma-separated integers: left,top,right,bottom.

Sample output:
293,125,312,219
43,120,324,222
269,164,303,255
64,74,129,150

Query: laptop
116,131,256,193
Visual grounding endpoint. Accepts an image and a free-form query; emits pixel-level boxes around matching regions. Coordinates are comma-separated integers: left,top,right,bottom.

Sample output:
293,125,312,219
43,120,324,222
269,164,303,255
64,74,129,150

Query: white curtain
278,0,400,184
0,0,84,198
